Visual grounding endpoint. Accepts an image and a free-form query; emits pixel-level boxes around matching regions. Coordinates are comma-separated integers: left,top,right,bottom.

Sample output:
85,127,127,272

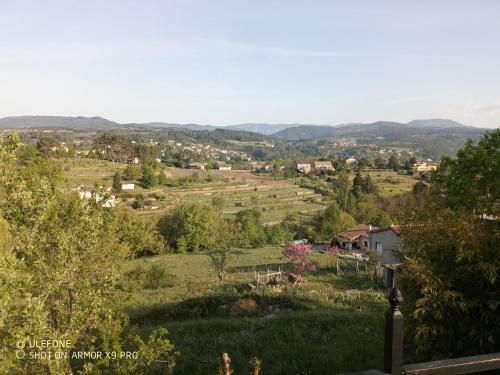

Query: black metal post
384,267,404,375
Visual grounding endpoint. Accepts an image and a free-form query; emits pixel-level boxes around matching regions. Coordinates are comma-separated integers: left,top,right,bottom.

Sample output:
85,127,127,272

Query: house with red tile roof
337,224,379,252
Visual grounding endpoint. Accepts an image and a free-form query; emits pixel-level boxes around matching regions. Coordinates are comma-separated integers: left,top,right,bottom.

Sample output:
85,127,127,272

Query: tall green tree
141,165,158,188
123,164,141,180
113,170,122,191
157,204,225,252
0,135,178,374
399,130,500,362
399,211,499,361
436,129,499,215
235,208,267,248
312,201,357,241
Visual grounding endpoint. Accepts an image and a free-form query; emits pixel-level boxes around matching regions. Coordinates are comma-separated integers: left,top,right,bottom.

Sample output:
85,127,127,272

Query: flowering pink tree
282,242,316,275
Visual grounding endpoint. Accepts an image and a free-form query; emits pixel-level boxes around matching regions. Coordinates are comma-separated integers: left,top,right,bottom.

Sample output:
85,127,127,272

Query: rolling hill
0,116,120,129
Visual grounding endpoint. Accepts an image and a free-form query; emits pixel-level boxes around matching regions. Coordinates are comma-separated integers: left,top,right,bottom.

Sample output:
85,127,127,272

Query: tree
313,202,357,242
157,204,225,252
372,211,392,227
352,170,364,194
123,164,141,180
118,214,167,257
282,242,316,276
113,170,122,191
264,224,293,245
141,165,158,188
132,194,145,209
355,194,380,224
207,222,235,284
0,139,178,374
157,169,168,185
235,208,266,248
413,181,428,195
333,172,356,214
399,211,500,361
436,129,499,215
387,154,400,171
397,131,500,361
374,156,386,169
361,174,378,195
36,136,59,156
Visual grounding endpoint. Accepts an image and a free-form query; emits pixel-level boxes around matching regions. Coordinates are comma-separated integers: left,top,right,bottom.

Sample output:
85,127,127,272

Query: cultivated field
62,158,326,223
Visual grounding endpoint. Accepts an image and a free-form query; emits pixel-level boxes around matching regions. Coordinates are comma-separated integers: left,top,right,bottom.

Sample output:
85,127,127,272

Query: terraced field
62,158,326,223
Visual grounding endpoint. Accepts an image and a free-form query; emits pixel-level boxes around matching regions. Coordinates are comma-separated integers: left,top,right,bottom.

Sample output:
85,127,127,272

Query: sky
1,0,500,128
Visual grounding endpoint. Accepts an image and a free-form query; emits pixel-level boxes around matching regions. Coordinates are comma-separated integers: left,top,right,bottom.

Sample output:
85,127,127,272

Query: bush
127,265,175,290
230,298,257,316
144,264,175,289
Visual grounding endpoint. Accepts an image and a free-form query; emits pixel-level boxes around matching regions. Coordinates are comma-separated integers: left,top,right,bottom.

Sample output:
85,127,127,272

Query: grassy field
123,247,388,374
359,169,416,197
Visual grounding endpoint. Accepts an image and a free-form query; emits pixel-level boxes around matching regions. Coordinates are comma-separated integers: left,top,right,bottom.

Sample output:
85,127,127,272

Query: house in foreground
337,224,404,265
337,224,378,252
368,226,403,265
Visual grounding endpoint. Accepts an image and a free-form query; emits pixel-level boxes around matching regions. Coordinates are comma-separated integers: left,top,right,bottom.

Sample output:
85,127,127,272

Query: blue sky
1,0,499,128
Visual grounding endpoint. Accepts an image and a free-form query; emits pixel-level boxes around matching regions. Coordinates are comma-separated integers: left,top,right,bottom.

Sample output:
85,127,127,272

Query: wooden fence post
384,267,404,375
223,352,233,375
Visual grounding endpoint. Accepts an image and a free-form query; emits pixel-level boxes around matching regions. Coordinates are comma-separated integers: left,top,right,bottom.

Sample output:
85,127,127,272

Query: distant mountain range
0,115,490,141
0,116,120,130
270,120,478,140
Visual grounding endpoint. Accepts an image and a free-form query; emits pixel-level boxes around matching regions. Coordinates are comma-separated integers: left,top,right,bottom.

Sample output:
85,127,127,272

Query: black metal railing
343,267,500,375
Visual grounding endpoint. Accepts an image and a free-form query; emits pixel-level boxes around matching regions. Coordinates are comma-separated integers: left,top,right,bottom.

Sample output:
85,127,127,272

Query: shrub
230,298,257,316
144,264,175,289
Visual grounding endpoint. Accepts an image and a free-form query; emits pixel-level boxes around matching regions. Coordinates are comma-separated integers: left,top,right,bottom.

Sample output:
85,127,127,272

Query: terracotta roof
369,225,402,235
338,224,379,241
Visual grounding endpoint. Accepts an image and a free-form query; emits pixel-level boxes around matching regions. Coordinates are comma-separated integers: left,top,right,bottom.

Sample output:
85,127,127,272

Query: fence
342,267,500,375
255,267,283,286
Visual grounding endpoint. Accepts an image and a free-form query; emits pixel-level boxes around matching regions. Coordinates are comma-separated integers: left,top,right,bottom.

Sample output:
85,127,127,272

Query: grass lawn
123,247,388,374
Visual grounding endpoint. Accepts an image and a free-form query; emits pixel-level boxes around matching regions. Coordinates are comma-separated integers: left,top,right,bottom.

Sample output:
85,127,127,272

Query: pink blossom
282,242,316,274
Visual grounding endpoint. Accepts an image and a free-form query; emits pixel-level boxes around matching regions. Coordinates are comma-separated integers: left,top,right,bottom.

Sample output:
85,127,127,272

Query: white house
368,226,404,265
121,183,135,190
313,160,334,172
294,160,312,174
337,224,377,252
412,162,438,173
217,163,232,171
